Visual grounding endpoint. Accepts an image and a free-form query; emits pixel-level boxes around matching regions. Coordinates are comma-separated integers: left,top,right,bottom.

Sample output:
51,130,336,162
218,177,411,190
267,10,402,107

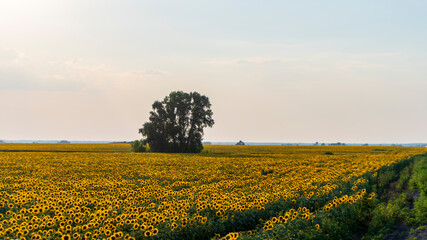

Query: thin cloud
118,69,166,79
0,48,165,92
204,57,299,65
0,48,18,63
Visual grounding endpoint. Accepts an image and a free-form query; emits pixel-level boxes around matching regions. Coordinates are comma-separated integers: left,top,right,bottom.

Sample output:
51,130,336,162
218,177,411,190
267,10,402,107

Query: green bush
410,158,427,194
131,139,147,152
396,166,411,191
413,189,427,224
409,156,427,224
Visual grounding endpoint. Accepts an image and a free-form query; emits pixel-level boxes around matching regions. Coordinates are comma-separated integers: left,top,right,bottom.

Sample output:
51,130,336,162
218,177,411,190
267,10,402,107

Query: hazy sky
1,0,427,143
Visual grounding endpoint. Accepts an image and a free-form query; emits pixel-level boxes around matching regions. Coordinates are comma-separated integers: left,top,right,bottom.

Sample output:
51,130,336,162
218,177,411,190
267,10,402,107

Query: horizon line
1,139,427,145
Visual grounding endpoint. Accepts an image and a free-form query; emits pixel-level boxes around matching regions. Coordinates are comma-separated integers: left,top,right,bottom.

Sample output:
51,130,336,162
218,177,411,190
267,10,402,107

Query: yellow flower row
0,145,425,239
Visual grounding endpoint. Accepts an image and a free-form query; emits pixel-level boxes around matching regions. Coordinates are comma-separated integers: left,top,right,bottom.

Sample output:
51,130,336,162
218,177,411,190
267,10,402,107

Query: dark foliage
130,139,147,152
139,91,214,153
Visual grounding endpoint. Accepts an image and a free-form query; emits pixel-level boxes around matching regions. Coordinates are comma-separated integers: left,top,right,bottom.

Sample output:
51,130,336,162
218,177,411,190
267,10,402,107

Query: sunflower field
0,144,425,240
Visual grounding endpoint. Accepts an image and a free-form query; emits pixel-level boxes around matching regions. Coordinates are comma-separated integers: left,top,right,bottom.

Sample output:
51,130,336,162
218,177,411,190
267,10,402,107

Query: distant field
0,143,131,152
0,145,425,239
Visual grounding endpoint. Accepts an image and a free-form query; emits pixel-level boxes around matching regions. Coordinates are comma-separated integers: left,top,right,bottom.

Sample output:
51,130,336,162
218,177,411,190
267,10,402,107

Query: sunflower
140,224,147,231
133,223,139,230
144,231,152,237
62,235,71,240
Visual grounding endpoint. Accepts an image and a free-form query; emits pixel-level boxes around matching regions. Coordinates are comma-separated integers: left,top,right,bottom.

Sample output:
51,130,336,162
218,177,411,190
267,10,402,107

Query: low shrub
131,139,147,152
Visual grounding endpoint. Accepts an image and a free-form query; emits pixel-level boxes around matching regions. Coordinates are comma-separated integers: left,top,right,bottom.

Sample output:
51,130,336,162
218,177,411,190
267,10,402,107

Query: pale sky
1,0,427,143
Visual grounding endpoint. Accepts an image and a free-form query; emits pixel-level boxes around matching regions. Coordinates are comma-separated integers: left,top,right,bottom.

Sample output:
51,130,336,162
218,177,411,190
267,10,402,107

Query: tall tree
139,91,214,153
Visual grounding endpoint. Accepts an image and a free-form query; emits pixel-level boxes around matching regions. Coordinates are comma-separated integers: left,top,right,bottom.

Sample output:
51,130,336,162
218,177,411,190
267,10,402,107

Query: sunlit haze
1,1,426,143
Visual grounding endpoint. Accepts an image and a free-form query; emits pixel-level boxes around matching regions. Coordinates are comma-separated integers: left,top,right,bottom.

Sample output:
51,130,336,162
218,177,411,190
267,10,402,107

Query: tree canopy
138,91,214,153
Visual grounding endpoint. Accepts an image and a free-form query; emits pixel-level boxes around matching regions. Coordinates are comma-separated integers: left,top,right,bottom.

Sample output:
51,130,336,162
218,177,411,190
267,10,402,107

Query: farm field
0,143,131,153
0,144,426,240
